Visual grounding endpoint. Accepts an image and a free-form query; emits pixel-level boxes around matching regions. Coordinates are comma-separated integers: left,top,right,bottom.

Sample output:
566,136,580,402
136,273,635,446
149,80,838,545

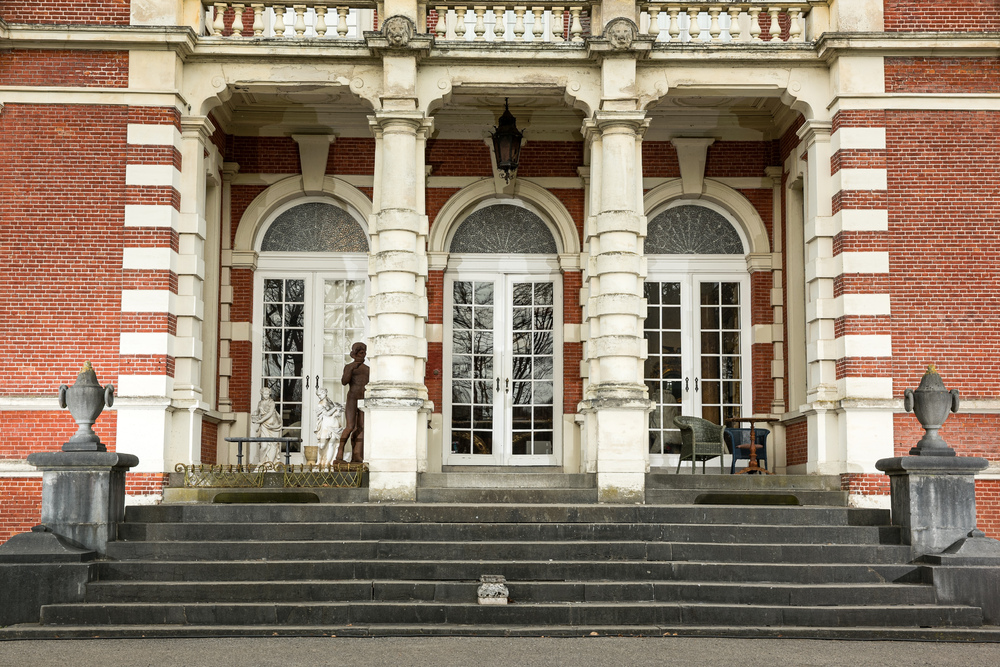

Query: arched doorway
442,200,564,466
248,195,370,461
643,200,754,469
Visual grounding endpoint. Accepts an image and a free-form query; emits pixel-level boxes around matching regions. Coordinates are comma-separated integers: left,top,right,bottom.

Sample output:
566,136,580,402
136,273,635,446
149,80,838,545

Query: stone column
365,111,433,501
582,111,651,503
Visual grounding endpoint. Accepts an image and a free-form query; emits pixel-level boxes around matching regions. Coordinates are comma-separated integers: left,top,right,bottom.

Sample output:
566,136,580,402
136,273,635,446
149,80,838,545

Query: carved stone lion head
606,18,636,51
383,15,414,48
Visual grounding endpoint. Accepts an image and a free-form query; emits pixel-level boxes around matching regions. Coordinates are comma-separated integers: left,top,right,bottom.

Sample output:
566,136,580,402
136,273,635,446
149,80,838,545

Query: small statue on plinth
314,387,345,466
336,342,369,463
250,386,283,463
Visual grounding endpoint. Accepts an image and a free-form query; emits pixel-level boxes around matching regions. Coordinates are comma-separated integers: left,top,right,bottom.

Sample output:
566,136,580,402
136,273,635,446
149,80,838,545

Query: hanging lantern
490,98,523,183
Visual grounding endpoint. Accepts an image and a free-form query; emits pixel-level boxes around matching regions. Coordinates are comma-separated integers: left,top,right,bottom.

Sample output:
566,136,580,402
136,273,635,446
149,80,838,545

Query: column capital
590,110,649,136
180,115,216,143
221,162,241,182
796,119,832,146
369,111,433,137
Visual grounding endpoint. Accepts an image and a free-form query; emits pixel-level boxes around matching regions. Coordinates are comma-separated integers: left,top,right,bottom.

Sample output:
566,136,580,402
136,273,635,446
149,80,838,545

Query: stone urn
304,445,319,466
57,361,115,452
903,365,960,456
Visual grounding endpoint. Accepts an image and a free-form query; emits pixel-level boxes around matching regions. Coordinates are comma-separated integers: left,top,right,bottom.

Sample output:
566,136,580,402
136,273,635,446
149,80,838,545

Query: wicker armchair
673,416,727,474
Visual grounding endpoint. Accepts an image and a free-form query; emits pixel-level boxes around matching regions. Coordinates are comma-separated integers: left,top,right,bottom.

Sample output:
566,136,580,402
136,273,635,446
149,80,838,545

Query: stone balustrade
202,2,375,38
428,4,591,43
640,3,813,43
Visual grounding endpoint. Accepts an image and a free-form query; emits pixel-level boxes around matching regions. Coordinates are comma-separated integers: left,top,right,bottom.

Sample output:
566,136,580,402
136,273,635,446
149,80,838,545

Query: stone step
116,521,903,545
644,489,849,507
84,579,939,606
417,472,597,489
124,503,891,527
414,488,599,503
94,559,925,585
645,474,842,491
38,601,983,628
104,539,915,565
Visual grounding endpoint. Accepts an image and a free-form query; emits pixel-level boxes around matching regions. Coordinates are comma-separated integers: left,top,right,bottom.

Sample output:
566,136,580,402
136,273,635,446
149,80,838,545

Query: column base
875,455,987,556
26,451,140,555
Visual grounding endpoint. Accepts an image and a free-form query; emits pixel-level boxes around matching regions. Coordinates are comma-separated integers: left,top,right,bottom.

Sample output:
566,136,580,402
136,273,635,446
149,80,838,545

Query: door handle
694,378,699,392
505,378,510,394
685,377,689,392
305,375,309,389
496,377,501,392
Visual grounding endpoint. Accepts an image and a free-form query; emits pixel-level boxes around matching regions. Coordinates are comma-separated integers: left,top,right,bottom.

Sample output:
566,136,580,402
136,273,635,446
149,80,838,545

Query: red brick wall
330,138,376,175
427,188,461,232
885,57,1000,93
125,472,169,496
884,1,1000,32
840,472,890,496
886,111,1000,400
516,142,584,178
230,137,299,174
894,414,1000,460
750,272,774,414
563,271,583,414
707,142,780,178
426,139,492,177
1,104,126,394
0,1,130,25
785,417,808,467
978,480,1000,540
201,421,218,465
0,477,42,545
231,185,268,246
0,49,128,87
643,142,681,178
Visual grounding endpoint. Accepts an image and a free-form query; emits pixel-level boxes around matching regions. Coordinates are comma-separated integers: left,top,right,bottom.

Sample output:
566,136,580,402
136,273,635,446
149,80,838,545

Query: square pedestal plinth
876,455,988,556
26,450,140,555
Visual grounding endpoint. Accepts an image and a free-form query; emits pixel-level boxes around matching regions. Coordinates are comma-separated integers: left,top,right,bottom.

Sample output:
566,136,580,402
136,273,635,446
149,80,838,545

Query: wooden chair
673,416,726,474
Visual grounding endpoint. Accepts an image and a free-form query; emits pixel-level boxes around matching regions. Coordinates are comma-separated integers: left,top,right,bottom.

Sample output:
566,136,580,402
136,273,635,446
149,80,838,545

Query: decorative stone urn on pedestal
57,361,115,452
902,364,960,456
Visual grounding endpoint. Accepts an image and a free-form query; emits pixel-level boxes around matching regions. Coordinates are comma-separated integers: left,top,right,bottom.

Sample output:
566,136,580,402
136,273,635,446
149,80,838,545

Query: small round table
726,417,779,475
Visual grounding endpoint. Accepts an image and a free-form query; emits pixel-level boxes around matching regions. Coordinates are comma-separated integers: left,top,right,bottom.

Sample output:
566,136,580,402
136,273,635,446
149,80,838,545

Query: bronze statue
336,342,369,463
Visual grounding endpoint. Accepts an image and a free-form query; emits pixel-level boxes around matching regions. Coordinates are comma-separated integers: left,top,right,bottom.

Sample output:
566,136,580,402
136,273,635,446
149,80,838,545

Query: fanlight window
450,204,557,254
645,205,744,255
261,202,369,253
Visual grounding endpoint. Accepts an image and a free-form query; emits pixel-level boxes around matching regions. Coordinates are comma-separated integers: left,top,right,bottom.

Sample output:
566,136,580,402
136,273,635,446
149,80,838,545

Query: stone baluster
315,5,328,35
274,4,287,35
212,2,227,36
667,6,680,41
767,6,781,42
686,7,701,41
551,7,564,42
749,6,762,41
336,6,349,36
232,4,246,36
708,6,721,42
436,6,448,38
569,6,583,42
513,6,526,41
252,4,265,36
728,6,741,41
473,6,487,39
788,7,802,42
646,5,660,39
455,6,468,39
532,7,544,41
493,6,506,40
293,4,307,36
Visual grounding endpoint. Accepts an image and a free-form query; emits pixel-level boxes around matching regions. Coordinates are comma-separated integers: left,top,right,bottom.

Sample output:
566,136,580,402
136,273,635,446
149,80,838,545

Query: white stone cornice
817,32,1000,61
0,23,196,56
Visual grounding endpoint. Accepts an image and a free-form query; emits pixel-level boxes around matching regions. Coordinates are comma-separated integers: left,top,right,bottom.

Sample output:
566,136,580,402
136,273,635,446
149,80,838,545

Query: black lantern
491,98,523,183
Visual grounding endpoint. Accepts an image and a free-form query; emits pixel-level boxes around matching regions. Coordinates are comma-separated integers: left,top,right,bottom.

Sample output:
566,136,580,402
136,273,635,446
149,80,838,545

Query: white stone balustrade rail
202,2,376,38
428,4,592,43
640,3,814,43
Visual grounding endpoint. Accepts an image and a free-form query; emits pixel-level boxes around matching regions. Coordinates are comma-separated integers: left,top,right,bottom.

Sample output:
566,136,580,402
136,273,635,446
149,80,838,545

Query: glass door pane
698,281,743,427
261,277,305,451
321,278,367,403
450,280,496,456
509,280,555,457
644,280,685,456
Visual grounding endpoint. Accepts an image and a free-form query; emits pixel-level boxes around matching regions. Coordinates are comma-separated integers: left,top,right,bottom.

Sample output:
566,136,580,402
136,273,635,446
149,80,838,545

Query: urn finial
903,365,960,456
58,362,115,452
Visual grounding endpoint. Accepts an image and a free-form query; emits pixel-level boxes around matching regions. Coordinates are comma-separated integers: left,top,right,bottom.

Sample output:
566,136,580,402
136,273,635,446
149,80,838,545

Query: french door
644,272,749,467
445,270,562,466
252,271,367,460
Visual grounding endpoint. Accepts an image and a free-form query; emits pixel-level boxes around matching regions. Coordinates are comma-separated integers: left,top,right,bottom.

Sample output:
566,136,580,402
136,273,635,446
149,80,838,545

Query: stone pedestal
875,455,987,556
26,451,140,555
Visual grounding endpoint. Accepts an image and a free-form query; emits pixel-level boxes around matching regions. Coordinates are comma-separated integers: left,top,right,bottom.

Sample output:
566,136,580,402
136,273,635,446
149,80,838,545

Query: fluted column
582,111,651,503
366,111,433,501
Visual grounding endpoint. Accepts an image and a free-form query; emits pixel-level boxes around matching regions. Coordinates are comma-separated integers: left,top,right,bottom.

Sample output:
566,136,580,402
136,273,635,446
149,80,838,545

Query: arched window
449,204,557,254
645,204,745,255
260,202,369,252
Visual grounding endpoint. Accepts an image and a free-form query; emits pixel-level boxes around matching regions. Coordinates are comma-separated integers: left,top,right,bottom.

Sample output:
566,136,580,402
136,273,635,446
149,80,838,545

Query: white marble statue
314,388,346,466
250,386,283,463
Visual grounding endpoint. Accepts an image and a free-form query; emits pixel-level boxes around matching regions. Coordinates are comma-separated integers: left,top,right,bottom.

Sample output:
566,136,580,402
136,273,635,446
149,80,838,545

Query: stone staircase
3,472,999,639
